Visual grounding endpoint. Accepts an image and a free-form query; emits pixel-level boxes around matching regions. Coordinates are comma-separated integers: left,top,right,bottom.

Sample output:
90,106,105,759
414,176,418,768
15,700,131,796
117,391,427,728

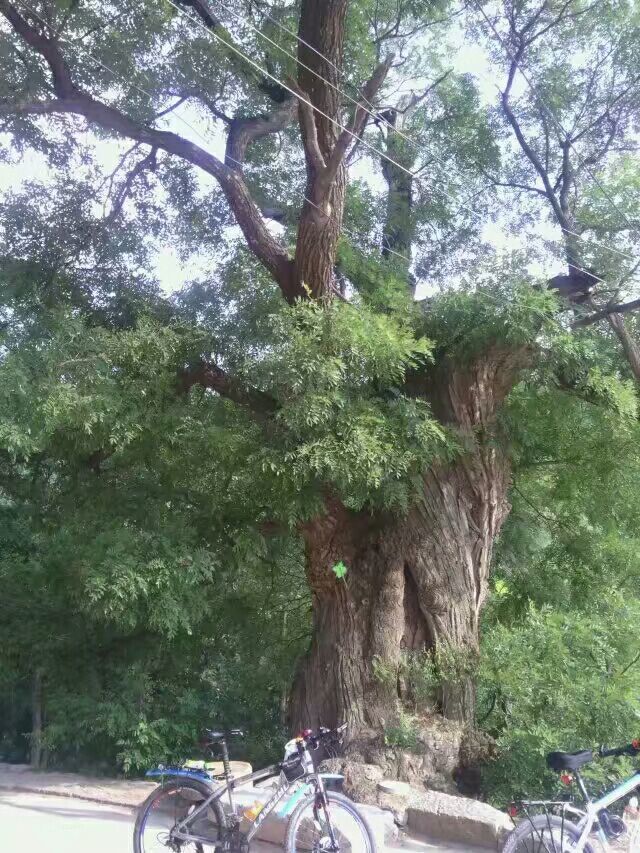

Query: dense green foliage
479,372,640,803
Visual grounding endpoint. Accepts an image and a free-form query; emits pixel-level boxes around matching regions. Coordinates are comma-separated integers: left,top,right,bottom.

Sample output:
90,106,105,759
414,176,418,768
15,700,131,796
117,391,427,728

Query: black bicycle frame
170,764,321,848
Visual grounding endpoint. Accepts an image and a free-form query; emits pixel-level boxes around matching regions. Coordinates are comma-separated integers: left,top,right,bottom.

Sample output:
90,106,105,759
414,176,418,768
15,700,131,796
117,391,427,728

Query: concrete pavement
0,789,478,853
0,790,134,853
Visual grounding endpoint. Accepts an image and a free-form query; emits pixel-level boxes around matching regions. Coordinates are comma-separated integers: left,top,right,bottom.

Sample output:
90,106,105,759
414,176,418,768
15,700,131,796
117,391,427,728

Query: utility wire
4,3,571,325
162,0,505,230
11,0,627,277
12,0,489,227
166,0,630,280
11,0,563,318
211,0,636,266
10,0,411,271
213,0,471,181
163,0,628,282
8,0,624,289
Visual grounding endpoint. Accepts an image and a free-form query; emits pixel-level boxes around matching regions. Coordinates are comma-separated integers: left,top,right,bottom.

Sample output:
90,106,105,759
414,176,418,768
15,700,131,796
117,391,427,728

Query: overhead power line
8,0,634,288
164,0,633,277
8,2,560,319
208,0,636,268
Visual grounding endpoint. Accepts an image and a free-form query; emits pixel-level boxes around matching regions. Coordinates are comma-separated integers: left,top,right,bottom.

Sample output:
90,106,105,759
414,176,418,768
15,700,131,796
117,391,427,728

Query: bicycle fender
145,766,213,783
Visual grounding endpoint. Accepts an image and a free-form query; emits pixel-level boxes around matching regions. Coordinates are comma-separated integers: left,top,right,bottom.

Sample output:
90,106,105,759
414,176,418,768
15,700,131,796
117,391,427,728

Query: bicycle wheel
502,814,597,853
133,778,224,853
285,790,377,853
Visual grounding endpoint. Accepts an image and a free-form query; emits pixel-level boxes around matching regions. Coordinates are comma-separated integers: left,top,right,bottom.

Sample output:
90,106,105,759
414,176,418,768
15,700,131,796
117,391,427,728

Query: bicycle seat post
574,771,591,804
220,737,236,815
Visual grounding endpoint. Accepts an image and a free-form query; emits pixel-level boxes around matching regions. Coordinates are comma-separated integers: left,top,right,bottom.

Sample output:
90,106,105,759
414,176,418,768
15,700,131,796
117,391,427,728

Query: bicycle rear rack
508,799,585,853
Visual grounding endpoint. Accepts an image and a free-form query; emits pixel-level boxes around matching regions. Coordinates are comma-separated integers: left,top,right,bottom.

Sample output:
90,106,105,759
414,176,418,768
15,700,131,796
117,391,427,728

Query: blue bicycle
132,724,376,853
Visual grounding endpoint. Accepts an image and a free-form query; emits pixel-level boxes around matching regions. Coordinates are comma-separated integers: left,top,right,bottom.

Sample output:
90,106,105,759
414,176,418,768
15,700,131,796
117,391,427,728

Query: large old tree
1,0,639,777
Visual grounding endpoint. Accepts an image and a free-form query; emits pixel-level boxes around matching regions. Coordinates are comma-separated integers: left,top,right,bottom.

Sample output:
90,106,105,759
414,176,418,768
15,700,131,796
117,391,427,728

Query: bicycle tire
285,789,377,853
133,777,225,853
502,814,596,853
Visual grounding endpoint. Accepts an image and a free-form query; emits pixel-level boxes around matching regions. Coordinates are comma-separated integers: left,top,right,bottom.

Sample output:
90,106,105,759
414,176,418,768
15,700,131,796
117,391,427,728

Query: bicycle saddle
205,728,245,742
547,750,594,771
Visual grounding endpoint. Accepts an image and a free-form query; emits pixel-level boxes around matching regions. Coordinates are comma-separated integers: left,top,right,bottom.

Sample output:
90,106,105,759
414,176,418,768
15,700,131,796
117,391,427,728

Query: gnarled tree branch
225,94,298,172
573,297,640,328
180,360,277,415
0,0,294,296
105,145,158,224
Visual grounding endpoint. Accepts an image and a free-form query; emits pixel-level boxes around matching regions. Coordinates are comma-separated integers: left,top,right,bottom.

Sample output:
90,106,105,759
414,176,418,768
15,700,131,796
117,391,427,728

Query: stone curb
320,760,512,851
404,790,513,851
0,781,142,811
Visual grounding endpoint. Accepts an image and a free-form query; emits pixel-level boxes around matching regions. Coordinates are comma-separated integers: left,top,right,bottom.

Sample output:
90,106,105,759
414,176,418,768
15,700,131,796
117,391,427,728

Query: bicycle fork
314,778,340,853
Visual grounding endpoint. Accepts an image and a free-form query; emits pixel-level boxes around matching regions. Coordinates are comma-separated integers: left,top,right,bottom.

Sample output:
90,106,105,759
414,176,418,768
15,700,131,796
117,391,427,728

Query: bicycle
504,739,640,853
132,723,377,853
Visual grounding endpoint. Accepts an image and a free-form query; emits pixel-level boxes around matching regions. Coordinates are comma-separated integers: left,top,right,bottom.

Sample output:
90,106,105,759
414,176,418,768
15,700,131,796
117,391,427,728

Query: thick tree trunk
30,668,44,769
292,0,349,299
290,349,523,739
380,110,416,282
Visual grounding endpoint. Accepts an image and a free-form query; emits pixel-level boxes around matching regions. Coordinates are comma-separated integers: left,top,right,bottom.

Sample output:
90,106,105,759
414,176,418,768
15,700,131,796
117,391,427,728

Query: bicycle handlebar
297,723,348,751
598,740,640,759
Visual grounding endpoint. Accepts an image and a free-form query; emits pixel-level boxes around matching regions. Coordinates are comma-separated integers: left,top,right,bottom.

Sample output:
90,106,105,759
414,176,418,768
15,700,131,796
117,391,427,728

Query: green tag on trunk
332,561,348,580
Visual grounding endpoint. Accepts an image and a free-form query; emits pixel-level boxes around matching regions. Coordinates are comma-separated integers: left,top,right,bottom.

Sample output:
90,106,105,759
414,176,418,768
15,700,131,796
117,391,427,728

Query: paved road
0,789,472,853
0,790,135,852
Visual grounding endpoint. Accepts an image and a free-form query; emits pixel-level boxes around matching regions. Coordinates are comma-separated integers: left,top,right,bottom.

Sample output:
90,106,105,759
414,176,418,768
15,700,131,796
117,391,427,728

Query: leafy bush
384,712,420,751
479,597,640,805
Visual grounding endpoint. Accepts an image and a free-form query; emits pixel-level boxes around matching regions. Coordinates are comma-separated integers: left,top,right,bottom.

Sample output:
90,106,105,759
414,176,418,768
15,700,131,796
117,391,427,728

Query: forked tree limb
321,56,394,189
572,297,640,328
289,57,393,201
179,361,278,414
0,0,294,294
104,146,158,224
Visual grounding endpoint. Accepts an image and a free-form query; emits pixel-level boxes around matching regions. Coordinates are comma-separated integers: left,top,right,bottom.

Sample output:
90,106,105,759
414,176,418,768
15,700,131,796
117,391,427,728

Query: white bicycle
504,740,640,853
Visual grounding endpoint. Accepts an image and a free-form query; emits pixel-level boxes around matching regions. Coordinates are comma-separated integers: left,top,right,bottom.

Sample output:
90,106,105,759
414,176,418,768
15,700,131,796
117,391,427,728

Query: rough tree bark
292,0,349,299
291,349,525,735
292,0,391,298
289,78,529,760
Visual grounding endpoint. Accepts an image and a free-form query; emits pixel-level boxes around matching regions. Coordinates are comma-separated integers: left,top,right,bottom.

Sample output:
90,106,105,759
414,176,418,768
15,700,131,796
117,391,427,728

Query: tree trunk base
290,349,523,795
347,716,465,794
322,717,495,798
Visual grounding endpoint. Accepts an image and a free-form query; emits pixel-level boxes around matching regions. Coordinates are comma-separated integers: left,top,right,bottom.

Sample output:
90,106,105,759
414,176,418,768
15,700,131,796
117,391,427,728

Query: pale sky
0,18,591,301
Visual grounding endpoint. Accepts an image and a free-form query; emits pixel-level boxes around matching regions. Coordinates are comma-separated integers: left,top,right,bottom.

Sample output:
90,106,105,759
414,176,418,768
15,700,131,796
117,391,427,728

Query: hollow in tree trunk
290,348,524,756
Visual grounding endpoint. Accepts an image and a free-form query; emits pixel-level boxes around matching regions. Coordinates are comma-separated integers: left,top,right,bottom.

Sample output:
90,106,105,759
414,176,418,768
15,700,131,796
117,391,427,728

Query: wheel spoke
288,795,373,853
136,785,219,853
